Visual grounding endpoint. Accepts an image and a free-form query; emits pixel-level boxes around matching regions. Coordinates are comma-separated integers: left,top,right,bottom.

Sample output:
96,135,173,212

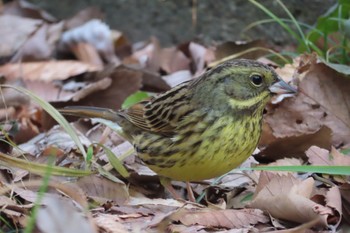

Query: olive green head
192,59,296,112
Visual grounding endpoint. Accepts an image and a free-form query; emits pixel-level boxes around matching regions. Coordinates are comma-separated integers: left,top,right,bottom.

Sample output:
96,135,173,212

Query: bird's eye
250,74,263,87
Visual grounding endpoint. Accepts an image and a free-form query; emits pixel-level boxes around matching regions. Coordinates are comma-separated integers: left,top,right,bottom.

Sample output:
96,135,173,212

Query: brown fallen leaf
60,65,143,109
0,195,29,229
0,14,42,59
11,22,64,62
258,126,332,162
339,183,350,224
170,207,269,229
251,173,329,227
76,175,129,205
94,213,129,233
160,47,190,74
325,186,342,228
265,58,350,147
264,218,321,233
189,42,208,76
3,0,56,22
305,146,350,166
0,60,100,81
36,195,97,233
69,42,104,67
140,69,171,92
162,70,192,88
132,37,161,72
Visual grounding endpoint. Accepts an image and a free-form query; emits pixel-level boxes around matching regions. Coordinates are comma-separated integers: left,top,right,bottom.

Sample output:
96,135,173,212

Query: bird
59,59,296,200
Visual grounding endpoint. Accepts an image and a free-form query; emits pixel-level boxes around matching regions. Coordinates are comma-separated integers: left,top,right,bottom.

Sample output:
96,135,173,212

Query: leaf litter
0,1,349,232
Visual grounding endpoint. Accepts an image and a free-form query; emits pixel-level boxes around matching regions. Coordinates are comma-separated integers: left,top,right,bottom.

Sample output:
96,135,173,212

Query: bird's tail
59,106,120,122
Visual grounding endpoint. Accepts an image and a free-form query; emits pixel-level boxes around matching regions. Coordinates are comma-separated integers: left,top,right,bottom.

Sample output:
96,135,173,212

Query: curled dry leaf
339,183,350,224
251,173,340,228
325,186,342,228
169,208,269,229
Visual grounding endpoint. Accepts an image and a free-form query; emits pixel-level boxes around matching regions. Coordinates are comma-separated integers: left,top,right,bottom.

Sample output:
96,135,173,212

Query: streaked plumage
60,59,296,182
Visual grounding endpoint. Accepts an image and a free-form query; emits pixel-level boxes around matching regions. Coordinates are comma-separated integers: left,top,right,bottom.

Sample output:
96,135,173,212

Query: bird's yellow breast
135,114,262,181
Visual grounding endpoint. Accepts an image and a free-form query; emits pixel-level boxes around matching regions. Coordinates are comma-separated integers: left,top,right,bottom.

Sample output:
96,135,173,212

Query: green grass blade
0,151,92,177
248,0,303,45
243,18,325,36
241,165,350,175
210,46,291,67
0,85,87,160
97,143,130,178
24,156,53,233
276,0,308,49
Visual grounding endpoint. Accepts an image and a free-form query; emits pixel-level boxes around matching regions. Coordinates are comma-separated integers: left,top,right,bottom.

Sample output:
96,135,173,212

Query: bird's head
192,59,296,113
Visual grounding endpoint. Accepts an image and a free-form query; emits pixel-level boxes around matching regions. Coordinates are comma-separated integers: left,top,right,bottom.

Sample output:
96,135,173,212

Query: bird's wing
118,81,193,136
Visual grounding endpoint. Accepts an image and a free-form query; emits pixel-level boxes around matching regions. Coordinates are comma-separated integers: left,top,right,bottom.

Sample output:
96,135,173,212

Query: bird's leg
160,178,196,202
186,182,196,203
159,177,182,200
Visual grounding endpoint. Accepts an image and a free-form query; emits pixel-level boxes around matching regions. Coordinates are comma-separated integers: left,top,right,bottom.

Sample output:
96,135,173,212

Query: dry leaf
0,14,42,58
76,175,129,205
162,70,192,87
0,60,100,81
160,47,190,74
11,22,63,62
94,213,129,233
132,37,161,72
251,174,329,227
170,208,269,229
189,42,208,75
258,126,332,161
3,0,56,22
265,60,350,147
306,146,350,166
339,184,350,224
36,195,97,233
61,65,143,109
325,186,342,228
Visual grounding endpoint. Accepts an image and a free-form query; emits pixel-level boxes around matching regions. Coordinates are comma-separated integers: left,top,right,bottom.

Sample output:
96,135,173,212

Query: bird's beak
269,78,297,94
